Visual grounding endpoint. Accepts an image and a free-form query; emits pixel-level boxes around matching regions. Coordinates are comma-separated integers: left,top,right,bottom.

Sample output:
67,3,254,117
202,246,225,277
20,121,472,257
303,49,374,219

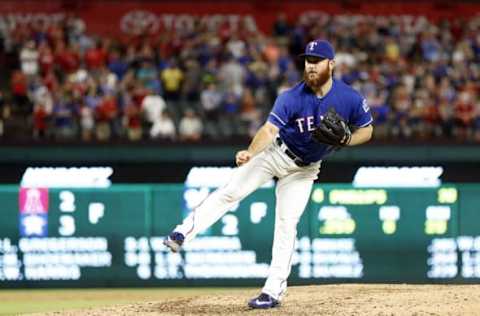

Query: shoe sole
163,238,182,252
248,302,279,309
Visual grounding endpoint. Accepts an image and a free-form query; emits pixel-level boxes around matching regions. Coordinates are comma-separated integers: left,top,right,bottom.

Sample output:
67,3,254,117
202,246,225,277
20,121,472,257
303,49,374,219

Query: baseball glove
311,107,352,146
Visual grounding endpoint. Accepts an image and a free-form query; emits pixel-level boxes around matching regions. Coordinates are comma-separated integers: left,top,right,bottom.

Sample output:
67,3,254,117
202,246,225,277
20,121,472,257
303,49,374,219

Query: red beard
304,66,331,89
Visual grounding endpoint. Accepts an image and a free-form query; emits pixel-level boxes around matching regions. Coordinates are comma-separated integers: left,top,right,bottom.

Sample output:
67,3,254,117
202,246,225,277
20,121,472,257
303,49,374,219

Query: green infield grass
0,287,249,315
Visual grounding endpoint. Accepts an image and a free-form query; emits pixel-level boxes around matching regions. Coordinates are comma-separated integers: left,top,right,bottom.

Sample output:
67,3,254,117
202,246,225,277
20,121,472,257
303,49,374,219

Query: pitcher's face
304,56,333,89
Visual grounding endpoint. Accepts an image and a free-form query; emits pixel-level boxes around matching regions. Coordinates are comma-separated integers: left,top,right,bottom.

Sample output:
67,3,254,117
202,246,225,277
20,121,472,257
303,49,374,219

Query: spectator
438,99,455,137
150,110,176,140
10,70,30,114
226,34,247,60
141,93,167,134
43,70,59,92
273,12,291,38
52,96,77,140
161,59,183,101
19,40,39,77
38,42,55,75
240,87,261,137
33,103,49,140
137,61,161,95
108,49,129,80
368,91,390,140
54,41,80,74
95,94,118,141
31,85,53,115
222,89,241,117
2,11,480,143
218,55,246,97
97,66,118,96
262,37,280,65
79,102,95,141
181,59,202,102
179,109,203,141
200,82,222,122
454,90,475,140
85,40,107,71
124,103,142,141
421,30,441,62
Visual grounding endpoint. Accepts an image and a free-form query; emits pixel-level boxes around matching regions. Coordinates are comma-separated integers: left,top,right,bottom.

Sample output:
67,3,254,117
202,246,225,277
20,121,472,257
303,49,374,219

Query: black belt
275,137,310,167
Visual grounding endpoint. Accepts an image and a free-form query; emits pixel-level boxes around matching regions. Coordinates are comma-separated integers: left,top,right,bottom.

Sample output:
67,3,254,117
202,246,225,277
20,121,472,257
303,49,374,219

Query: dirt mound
30,284,480,316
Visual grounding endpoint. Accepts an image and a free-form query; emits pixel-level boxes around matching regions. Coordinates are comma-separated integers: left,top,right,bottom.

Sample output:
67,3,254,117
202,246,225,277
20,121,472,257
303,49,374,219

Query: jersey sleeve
267,92,290,128
349,95,373,128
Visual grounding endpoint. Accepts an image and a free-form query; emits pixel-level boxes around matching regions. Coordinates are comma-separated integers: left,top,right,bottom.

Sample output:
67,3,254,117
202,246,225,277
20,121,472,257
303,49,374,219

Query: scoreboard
0,184,479,288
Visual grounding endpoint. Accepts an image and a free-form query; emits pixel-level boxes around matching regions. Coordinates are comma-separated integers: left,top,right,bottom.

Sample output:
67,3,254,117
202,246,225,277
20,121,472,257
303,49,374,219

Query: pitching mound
30,284,480,315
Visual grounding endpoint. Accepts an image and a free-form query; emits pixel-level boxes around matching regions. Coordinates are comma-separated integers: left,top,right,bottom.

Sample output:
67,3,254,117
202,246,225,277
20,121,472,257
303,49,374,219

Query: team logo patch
308,41,318,51
19,187,49,237
362,99,370,112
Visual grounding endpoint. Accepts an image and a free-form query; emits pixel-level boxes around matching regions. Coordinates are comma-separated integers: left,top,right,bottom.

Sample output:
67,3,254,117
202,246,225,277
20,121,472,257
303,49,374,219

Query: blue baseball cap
299,39,335,60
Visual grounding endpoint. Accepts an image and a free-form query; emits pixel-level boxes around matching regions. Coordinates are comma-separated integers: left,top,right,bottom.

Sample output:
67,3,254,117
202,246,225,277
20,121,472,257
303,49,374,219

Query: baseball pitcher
164,39,373,309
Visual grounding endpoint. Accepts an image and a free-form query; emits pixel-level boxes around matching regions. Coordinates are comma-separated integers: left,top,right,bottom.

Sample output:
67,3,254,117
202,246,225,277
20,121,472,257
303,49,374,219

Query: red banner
0,1,478,37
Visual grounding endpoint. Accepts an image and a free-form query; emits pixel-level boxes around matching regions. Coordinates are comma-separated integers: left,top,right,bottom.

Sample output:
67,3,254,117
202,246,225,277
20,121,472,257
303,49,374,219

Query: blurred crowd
0,12,479,142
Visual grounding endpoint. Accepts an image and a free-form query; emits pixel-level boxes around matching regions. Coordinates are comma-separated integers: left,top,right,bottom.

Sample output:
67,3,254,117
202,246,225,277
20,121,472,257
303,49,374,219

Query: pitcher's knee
219,188,242,204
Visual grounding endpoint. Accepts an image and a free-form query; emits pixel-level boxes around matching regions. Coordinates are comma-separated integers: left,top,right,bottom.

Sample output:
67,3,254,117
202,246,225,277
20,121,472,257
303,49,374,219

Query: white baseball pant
173,139,320,300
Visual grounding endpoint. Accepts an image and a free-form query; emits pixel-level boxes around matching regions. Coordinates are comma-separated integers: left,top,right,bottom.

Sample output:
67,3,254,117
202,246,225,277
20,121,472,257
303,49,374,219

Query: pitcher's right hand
235,150,252,166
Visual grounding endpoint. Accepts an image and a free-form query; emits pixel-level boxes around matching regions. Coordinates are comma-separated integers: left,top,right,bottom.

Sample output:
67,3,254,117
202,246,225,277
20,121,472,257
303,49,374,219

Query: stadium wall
1,183,479,287
0,144,479,164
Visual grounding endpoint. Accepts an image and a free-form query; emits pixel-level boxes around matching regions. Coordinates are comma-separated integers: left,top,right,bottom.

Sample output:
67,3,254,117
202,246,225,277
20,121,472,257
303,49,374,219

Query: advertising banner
0,1,478,37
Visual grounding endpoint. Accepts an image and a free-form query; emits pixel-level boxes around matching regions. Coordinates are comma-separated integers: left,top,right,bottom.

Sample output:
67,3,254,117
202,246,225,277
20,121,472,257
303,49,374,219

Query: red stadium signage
119,10,258,35
0,0,478,37
0,13,67,32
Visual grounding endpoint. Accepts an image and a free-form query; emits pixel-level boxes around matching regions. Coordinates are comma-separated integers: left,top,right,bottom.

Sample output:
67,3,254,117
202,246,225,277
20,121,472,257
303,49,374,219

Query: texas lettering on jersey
295,116,316,133
268,79,373,163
